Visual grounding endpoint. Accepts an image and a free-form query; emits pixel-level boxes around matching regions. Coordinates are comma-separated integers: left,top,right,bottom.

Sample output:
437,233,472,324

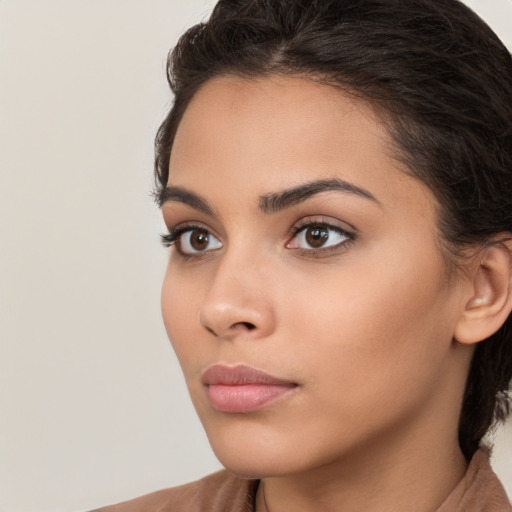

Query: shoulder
90,470,259,512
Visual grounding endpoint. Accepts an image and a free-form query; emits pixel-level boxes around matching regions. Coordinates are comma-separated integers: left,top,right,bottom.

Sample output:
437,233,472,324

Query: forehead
168,74,434,217
172,75,389,160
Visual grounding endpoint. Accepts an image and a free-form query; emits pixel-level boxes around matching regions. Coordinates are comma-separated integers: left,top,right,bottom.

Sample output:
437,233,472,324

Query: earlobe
454,238,512,345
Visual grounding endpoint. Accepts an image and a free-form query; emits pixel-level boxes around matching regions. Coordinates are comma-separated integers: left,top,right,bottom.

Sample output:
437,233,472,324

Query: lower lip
206,384,296,413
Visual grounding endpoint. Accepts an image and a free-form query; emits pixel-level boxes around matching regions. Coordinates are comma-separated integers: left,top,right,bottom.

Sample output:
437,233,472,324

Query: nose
198,253,276,341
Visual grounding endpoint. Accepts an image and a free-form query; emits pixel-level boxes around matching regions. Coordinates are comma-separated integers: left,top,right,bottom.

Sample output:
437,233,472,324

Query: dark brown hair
155,0,512,460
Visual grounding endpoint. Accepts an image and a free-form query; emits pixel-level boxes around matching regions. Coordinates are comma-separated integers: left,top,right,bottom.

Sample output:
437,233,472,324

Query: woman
94,0,512,510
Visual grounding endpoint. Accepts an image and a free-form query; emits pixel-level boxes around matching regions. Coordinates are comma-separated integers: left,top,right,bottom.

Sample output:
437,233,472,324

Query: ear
454,238,512,345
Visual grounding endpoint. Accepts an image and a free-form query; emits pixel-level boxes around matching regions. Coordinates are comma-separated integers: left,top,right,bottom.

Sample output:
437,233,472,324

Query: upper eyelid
167,221,220,237
164,216,357,242
290,216,357,235
288,222,354,243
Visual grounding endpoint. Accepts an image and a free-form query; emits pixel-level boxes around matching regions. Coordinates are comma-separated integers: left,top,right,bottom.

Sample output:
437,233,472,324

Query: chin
214,448,296,480
202,421,302,479
203,421,341,480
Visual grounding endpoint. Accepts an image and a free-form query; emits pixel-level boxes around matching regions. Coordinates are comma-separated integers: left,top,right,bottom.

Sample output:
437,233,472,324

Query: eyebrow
258,178,380,213
158,186,214,215
159,178,379,214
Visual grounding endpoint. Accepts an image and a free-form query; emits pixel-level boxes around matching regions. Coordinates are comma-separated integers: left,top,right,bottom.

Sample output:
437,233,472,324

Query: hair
155,0,512,460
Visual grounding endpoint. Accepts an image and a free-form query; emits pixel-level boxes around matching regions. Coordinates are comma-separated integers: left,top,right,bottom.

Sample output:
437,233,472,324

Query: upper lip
202,364,296,386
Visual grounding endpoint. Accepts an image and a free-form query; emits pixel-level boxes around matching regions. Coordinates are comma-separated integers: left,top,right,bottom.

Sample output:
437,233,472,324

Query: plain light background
1,1,511,511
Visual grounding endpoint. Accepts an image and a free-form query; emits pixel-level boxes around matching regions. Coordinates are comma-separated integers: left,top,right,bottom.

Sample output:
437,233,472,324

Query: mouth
202,364,298,413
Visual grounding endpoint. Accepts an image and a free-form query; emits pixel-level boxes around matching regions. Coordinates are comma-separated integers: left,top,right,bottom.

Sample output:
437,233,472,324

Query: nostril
235,322,256,330
203,322,256,336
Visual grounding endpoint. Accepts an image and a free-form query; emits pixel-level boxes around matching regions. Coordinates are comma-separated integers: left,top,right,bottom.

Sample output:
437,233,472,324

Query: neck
255,421,468,512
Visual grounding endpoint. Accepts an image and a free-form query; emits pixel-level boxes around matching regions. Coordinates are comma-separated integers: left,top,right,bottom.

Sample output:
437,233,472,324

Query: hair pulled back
155,0,512,460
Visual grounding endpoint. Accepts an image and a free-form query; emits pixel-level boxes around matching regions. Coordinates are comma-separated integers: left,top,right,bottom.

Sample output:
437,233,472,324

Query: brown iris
305,226,329,248
190,230,209,251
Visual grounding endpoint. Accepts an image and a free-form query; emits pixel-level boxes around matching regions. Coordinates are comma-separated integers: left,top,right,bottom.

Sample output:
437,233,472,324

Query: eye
179,228,222,255
162,227,222,256
287,222,352,251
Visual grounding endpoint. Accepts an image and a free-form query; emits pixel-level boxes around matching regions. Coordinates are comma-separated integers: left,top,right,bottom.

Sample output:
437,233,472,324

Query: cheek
161,269,203,368
283,244,453,420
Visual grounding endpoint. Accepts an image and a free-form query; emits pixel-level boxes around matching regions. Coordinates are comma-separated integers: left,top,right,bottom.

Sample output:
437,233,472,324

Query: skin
160,75,481,512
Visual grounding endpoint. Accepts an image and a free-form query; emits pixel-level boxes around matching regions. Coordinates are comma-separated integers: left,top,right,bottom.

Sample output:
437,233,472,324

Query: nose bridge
199,240,275,339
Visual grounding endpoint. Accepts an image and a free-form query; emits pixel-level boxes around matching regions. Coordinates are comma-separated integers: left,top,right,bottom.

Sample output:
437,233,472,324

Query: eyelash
161,220,356,257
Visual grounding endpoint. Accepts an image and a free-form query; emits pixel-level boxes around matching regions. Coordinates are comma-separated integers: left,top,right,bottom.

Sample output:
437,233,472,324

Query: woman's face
161,76,470,478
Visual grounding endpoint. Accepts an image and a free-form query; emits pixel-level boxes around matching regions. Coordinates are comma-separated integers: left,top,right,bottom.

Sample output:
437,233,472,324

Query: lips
202,364,297,413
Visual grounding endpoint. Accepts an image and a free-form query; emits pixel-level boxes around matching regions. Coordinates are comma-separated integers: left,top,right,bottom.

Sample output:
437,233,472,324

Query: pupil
306,227,328,248
191,231,209,250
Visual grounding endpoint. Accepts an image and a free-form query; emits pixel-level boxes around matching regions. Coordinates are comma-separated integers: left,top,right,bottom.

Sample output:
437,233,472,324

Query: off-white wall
0,1,510,511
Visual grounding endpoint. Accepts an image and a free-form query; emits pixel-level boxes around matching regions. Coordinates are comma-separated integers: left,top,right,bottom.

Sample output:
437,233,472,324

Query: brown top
437,450,511,512
91,450,511,512
91,470,258,512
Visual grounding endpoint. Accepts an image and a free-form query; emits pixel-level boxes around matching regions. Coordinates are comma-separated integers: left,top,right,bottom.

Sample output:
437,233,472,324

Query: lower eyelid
295,244,353,259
